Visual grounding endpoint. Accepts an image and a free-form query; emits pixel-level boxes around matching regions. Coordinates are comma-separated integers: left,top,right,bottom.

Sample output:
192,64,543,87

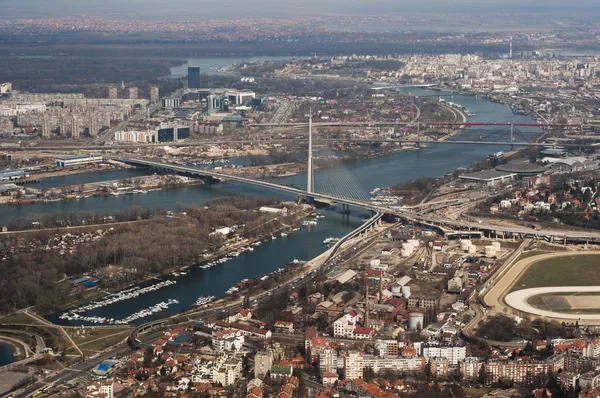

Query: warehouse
55,153,104,167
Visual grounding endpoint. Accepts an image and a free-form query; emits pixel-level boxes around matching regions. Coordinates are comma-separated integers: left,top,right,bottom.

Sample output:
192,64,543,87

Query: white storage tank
407,239,420,247
460,239,472,251
484,245,497,257
408,312,424,330
492,241,501,251
401,248,413,258
468,245,477,255
401,285,411,299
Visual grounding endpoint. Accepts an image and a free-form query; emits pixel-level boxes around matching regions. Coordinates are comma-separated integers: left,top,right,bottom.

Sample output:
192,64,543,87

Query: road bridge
371,84,436,90
118,156,600,241
12,136,600,152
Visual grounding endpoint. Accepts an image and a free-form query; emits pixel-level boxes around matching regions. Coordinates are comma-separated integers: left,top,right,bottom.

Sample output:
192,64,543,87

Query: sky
2,0,600,20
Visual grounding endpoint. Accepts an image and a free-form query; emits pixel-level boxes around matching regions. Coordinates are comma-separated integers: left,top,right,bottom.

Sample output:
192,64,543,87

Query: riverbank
46,202,318,320
25,163,133,182
0,338,25,364
0,174,204,211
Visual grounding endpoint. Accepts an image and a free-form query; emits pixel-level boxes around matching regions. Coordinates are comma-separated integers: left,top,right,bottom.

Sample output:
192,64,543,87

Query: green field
513,254,600,291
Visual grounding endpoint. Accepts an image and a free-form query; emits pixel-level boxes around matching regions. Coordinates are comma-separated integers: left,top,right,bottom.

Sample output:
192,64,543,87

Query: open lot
541,295,571,311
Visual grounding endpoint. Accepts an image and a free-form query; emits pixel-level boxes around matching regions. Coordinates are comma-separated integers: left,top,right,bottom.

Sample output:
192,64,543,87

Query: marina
58,280,177,324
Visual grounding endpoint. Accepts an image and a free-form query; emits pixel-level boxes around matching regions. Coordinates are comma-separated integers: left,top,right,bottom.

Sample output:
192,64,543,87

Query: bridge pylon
307,109,314,199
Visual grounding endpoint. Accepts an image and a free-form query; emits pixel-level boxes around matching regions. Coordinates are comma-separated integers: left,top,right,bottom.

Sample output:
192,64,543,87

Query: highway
10,135,600,152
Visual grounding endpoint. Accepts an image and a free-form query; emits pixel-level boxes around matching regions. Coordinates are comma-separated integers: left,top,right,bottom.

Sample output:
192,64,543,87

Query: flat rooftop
460,169,516,181
56,154,102,160
496,162,548,174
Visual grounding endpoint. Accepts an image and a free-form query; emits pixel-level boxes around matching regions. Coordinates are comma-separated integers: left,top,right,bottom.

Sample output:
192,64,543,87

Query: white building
361,355,424,375
212,329,245,352
55,153,103,167
344,351,363,380
0,83,12,93
226,89,256,105
254,351,274,379
319,347,338,374
333,312,361,338
421,344,466,365
114,130,155,143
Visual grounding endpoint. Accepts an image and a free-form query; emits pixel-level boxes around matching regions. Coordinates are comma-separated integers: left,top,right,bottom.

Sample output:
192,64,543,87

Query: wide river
4,86,536,326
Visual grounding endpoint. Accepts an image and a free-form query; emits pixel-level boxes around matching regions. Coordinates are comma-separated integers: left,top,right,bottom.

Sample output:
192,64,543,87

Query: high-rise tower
188,66,201,89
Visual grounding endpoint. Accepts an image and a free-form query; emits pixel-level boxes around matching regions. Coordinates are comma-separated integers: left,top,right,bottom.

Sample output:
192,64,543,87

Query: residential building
460,357,483,381
107,86,118,99
580,370,600,389
128,87,138,100
211,328,244,352
483,356,563,386
255,351,274,379
319,347,338,374
150,86,160,103
429,357,450,378
344,351,363,380
361,355,425,375
421,344,466,365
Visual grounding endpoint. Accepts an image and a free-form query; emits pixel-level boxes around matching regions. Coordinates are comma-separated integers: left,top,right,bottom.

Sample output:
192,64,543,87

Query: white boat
195,295,216,306
281,232,288,238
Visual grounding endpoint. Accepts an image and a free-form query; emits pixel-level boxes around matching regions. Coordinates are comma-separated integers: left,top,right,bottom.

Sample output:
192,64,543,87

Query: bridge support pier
202,176,213,190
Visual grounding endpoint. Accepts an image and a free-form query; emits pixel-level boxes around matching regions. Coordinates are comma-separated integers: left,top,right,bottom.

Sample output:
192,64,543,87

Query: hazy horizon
2,0,600,20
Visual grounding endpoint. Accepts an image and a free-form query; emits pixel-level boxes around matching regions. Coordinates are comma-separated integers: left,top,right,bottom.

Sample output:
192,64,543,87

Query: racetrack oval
505,286,600,321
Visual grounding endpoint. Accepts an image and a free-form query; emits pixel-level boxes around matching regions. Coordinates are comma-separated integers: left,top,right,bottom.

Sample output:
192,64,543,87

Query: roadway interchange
118,157,600,242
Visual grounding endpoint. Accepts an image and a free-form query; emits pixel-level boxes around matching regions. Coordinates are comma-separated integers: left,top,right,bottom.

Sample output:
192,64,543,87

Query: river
11,87,535,325
169,55,307,78
0,342,16,367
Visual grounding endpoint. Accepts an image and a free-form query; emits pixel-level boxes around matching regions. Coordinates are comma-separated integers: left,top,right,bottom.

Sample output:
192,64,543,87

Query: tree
363,367,376,382
143,346,154,368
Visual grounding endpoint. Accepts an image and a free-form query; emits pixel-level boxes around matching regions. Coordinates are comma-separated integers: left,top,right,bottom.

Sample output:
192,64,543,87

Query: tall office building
128,87,138,100
107,86,118,100
188,66,201,89
150,86,160,103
